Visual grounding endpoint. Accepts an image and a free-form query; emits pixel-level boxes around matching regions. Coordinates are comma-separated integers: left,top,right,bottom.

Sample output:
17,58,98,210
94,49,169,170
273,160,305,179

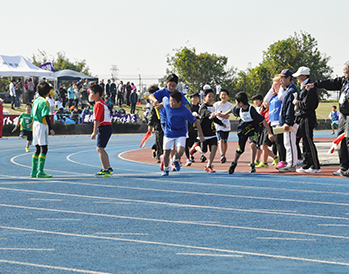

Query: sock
164,166,170,171
31,154,39,175
38,153,46,173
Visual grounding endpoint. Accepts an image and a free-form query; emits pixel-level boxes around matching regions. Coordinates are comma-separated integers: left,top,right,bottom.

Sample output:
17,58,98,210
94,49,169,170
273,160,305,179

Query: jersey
93,99,112,126
232,105,264,136
32,97,50,125
213,101,233,132
18,113,33,131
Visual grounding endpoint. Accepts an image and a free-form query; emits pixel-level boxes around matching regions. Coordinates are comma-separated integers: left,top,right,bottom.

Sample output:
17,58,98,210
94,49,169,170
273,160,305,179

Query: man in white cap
293,66,321,173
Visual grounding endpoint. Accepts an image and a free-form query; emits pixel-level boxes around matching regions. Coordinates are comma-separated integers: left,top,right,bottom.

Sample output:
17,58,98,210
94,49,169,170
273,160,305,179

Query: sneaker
279,166,296,173
204,166,216,173
297,160,303,166
108,167,113,175
256,162,268,168
174,160,181,171
30,171,37,178
250,163,256,173
161,170,169,176
340,170,349,177
333,169,341,176
185,159,192,167
228,162,237,174
190,155,195,162
156,157,161,164
160,155,164,171
305,168,322,173
273,156,279,167
220,156,226,164
189,143,199,155
152,150,156,159
296,167,307,173
200,155,207,163
25,147,30,153
95,169,110,177
172,164,176,171
36,171,53,178
331,132,335,135
275,161,286,169
248,160,259,167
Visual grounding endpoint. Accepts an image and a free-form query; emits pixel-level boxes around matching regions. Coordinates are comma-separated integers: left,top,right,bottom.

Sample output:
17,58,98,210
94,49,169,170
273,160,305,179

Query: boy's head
25,104,32,113
169,91,182,109
149,85,159,94
37,82,52,97
166,73,179,93
190,92,200,105
219,89,229,101
89,84,103,101
332,106,337,111
251,94,263,107
203,89,215,105
235,92,249,106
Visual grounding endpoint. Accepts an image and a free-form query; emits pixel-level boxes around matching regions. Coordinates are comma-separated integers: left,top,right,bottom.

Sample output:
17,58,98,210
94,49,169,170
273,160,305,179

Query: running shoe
275,161,286,169
189,143,199,155
174,160,181,171
160,155,164,171
248,160,260,167
204,166,215,173
95,169,110,177
305,168,322,173
36,171,53,178
250,163,256,173
256,162,268,168
108,167,113,175
220,156,226,164
279,166,296,173
172,164,176,171
273,156,279,167
161,170,169,176
30,171,37,178
296,167,307,173
200,155,207,163
333,169,341,176
190,155,195,162
228,162,237,174
152,150,156,159
25,147,30,153
185,159,192,166
331,132,335,135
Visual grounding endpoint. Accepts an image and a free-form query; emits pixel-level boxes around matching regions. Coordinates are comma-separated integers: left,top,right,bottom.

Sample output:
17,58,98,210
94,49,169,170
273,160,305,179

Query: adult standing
67,83,75,107
130,89,138,114
277,69,299,173
110,79,117,105
9,79,16,110
106,79,111,98
117,81,124,107
292,66,321,173
27,78,35,103
99,79,105,93
125,82,132,106
59,84,67,107
15,79,22,108
215,82,222,101
306,61,349,177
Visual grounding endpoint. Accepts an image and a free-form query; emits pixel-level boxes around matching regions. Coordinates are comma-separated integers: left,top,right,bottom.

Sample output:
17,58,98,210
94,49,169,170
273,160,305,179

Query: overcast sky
1,0,348,88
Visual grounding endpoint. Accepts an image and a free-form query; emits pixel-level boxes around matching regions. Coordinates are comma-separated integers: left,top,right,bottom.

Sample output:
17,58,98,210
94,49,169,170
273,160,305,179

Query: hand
148,126,154,133
223,124,227,128
284,124,290,132
292,99,298,105
91,133,96,139
199,136,205,142
12,126,18,132
305,83,314,90
268,134,276,143
50,129,55,136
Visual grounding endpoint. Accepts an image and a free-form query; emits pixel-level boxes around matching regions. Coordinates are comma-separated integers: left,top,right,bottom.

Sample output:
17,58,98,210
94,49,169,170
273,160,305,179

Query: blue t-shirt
162,97,197,138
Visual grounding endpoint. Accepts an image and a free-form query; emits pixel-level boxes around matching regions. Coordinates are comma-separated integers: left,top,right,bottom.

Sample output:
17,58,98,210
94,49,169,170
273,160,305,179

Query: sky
1,0,348,89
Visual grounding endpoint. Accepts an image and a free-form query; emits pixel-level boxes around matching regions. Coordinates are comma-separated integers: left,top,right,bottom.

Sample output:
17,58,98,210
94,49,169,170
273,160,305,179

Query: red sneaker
204,166,216,173
160,155,164,171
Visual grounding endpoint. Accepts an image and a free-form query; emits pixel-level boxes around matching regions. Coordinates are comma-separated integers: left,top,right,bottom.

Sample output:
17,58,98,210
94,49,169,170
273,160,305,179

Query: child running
228,92,275,174
89,84,113,177
13,103,33,152
31,82,55,178
161,91,204,176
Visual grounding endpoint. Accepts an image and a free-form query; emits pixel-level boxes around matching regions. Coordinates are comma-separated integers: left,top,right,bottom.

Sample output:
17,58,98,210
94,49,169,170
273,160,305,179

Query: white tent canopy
0,55,54,77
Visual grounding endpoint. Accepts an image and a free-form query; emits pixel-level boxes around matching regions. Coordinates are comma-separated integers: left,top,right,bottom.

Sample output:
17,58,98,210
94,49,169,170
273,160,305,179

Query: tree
162,46,237,93
235,32,333,99
30,50,91,75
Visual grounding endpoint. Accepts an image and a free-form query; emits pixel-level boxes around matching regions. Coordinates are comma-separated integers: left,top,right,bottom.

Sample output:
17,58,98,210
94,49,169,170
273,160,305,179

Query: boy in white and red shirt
89,84,113,177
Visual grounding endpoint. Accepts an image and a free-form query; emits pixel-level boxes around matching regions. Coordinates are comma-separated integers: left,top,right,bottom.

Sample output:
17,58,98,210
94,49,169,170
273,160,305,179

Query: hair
332,105,337,109
272,76,281,82
203,88,214,97
37,82,52,97
219,88,229,96
90,84,103,97
170,91,182,103
235,92,249,105
251,94,263,101
345,61,349,70
148,85,159,94
190,92,200,99
166,73,179,84
26,103,32,108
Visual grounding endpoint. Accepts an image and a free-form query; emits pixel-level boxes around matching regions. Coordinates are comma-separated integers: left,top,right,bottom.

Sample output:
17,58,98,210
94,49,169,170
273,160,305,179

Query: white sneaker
185,159,192,167
296,167,307,173
305,168,322,173
333,169,341,176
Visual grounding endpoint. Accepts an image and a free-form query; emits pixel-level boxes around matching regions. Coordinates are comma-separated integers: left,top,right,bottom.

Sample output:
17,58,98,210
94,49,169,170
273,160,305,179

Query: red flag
328,133,345,154
140,131,152,148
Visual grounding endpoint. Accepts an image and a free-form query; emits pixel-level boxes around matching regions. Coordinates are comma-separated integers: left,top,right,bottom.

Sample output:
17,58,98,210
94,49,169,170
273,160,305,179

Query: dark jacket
148,106,162,132
130,92,138,104
315,76,349,116
295,80,318,125
280,82,298,126
199,103,224,138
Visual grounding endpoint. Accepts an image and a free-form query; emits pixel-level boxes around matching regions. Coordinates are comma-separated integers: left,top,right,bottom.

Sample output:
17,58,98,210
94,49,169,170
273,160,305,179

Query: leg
96,146,110,170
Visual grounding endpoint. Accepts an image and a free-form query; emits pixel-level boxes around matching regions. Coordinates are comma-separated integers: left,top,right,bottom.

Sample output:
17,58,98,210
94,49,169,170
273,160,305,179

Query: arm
149,93,162,109
91,120,100,139
295,87,318,111
44,115,55,136
194,120,205,142
262,119,275,142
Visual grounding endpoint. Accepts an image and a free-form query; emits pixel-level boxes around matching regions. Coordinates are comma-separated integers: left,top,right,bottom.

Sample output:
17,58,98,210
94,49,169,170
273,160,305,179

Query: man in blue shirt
161,91,204,176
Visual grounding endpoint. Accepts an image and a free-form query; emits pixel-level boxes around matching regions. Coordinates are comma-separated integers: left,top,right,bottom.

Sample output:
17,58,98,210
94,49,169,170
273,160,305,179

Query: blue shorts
97,125,113,148
217,131,229,143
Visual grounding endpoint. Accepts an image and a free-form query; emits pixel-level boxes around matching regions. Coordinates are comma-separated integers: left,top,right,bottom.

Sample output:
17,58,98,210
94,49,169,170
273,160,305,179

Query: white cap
293,66,310,77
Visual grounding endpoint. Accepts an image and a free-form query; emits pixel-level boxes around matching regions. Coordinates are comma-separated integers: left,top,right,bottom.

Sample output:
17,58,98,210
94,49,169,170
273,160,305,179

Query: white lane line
93,201,131,204
318,224,349,227
1,225,348,267
0,259,111,274
95,233,148,236
29,198,62,201
1,186,349,223
36,218,81,221
0,248,54,251
256,237,316,241
0,203,348,240
176,253,243,257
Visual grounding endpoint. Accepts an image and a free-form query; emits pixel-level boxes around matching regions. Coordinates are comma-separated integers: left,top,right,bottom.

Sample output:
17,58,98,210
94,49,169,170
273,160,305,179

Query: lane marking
29,198,62,201
318,224,349,227
1,186,349,223
0,248,54,251
95,233,148,236
0,225,348,267
256,237,316,241
36,218,81,221
176,253,243,257
0,203,348,240
0,259,111,274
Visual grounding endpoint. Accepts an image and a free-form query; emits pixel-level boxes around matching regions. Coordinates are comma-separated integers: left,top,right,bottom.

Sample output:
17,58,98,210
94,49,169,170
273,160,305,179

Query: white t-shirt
213,101,233,132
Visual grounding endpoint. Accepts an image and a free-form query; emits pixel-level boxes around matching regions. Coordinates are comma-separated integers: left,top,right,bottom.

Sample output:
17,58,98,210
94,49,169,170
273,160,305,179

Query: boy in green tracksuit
13,104,33,152
31,82,55,178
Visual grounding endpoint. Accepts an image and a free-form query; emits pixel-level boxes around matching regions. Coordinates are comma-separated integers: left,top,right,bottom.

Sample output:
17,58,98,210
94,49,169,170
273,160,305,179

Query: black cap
277,69,293,78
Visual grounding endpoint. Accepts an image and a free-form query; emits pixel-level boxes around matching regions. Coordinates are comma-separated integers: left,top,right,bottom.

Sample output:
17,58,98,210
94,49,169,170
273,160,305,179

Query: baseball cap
277,69,293,78
292,66,310,77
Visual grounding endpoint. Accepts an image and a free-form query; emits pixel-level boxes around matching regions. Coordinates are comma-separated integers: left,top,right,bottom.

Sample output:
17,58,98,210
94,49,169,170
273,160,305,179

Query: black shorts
217,131,229,143
201,137,218,153
20,130,33,142
258,127,273,146
97,125,113,148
